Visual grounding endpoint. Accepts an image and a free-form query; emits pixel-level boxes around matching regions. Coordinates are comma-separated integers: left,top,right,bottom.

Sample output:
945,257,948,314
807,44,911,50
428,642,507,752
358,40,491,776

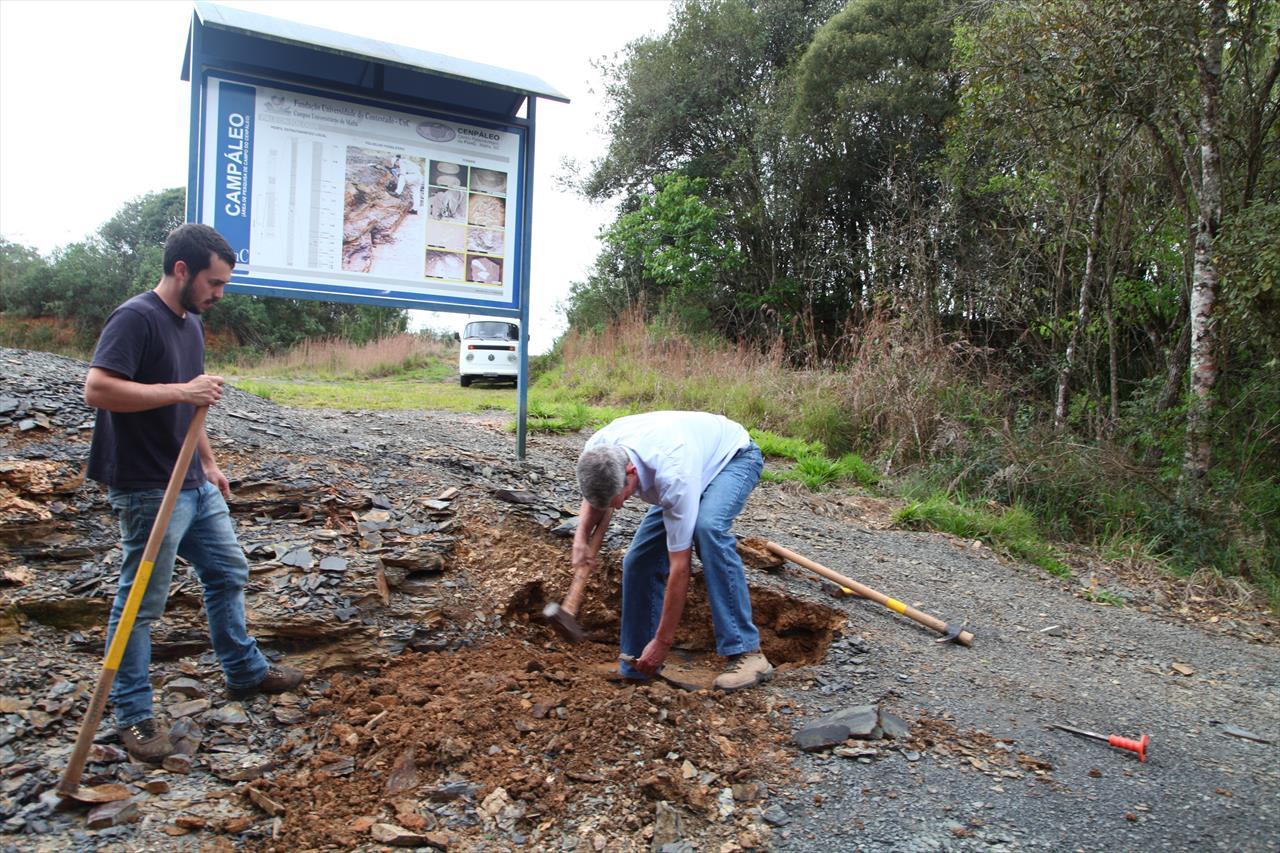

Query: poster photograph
201,74,522,309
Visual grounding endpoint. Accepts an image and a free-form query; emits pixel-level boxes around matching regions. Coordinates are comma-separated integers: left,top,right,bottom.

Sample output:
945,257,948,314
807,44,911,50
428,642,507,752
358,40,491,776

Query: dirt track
1,346,1277,852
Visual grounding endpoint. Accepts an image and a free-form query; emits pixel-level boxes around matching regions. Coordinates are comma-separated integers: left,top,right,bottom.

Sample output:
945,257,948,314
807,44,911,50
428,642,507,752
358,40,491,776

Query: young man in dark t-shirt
85,223,303,763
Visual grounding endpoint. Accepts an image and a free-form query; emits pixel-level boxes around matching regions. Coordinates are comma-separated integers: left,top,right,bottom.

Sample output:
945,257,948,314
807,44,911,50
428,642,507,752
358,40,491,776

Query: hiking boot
229,664,305,699
714,652,773,692
119,718,174,764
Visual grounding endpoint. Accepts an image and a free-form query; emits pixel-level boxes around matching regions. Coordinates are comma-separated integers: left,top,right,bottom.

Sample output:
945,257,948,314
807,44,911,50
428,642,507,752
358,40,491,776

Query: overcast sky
0,0,672,353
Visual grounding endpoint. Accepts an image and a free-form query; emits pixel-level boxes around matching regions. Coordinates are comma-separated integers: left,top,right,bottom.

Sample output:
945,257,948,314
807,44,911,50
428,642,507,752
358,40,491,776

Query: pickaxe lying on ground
738,537,974,646
541,508,613,643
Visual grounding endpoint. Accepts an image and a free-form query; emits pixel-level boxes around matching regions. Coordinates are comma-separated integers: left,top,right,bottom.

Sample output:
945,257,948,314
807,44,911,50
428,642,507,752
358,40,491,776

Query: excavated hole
473,518,843,668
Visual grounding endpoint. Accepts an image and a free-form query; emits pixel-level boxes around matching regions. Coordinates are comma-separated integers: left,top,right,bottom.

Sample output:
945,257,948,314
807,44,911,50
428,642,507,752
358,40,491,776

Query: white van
457,319,520,387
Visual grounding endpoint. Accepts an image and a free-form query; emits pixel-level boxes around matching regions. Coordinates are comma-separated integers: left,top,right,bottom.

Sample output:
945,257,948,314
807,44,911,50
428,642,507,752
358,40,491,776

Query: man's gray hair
577,444,629,509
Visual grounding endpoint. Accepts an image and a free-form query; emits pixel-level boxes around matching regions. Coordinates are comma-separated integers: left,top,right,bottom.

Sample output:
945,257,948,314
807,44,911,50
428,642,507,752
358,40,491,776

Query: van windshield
464,322,518,341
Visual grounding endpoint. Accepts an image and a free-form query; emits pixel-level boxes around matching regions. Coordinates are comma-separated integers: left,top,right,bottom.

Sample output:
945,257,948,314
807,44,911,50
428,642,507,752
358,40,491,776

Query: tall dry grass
548,308,988,463
234,333,454,379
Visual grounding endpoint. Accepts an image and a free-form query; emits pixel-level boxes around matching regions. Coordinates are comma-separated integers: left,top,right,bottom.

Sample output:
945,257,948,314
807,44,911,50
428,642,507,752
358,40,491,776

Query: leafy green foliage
894,493,1070,577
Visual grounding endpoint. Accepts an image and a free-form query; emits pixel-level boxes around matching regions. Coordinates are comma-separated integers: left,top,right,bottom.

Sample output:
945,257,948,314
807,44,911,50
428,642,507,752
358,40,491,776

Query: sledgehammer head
541,602,585,643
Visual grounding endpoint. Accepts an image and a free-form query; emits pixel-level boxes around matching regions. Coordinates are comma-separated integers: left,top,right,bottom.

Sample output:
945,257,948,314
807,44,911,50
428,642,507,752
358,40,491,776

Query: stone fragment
793,723,849,752
162,754,194,774
247,786,286,816
834,745,879,760
208,753,274,782
370,823,447,848
65,783,131,803
221,815,255,833
209,704,249,726
815,704,879,739
164,677,207,698
760,804,790,826
319,556,347,572
651,801,683,851
716,788,735,819
280,548,315,568
86,743,129,764
426,780,478,801
386,747,419,795
170,698,211,718
877,709,911,740
1221,725,1271,744
86,798,139,829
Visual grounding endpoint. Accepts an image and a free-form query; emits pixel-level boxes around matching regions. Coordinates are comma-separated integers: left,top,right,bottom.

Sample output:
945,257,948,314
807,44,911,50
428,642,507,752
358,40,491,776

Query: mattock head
936,618,970,644
542,602,585,644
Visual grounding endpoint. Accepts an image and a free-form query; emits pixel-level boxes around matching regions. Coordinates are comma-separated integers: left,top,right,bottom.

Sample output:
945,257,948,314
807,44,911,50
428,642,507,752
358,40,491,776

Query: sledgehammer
542,508,613,643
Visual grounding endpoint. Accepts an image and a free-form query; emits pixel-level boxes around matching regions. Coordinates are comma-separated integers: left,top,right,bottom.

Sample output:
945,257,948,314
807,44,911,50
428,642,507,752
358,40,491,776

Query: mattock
542,508,613,643
742,537,975,647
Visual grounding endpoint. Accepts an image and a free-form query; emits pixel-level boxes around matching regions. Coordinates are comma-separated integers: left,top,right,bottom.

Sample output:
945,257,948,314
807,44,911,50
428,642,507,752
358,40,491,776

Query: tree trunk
1054,174,1107,430
1182,0,1226,496
1106,272,1119,430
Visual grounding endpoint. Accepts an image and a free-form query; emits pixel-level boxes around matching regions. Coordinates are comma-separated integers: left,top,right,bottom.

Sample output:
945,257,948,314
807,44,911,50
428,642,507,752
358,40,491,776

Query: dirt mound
257,631,796,849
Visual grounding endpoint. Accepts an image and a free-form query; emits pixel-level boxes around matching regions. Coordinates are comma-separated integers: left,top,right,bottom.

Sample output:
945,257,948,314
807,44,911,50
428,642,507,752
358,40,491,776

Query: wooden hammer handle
763,540,973,647
562,508,613,615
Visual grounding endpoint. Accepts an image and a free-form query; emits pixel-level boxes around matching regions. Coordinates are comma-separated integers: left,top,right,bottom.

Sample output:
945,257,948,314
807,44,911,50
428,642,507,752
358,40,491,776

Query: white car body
458,319,520,386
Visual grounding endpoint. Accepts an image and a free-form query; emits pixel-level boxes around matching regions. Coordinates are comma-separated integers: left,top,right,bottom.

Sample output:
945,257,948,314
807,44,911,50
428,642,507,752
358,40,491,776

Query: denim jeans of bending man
105,481,269,727
618,443,764,680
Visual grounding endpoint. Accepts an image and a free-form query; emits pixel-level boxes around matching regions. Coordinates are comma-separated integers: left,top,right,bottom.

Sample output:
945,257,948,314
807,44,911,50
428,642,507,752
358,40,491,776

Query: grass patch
893,492,1069,577
233,376,515,412
770,452,880,491
1081,586,1126,607
750,429,825,461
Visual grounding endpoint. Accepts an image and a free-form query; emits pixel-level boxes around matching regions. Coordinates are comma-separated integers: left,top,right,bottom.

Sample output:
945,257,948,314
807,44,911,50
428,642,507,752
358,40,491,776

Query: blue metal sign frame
183,2,565,456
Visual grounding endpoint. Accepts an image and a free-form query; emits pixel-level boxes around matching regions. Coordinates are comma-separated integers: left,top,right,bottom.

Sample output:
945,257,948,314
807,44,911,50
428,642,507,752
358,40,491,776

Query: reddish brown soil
254,514,838,850
259,633,794,849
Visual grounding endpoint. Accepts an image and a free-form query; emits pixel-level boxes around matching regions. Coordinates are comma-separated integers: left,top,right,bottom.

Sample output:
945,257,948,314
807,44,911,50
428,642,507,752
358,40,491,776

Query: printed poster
201,76,521,307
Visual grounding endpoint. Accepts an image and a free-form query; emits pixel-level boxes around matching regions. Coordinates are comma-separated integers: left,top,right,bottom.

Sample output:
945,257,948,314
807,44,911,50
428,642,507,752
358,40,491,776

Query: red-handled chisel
1049,723,1149,761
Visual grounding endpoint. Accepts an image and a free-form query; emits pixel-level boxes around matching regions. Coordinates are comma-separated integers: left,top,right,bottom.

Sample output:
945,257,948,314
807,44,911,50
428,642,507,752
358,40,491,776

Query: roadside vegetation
2,0,1275,609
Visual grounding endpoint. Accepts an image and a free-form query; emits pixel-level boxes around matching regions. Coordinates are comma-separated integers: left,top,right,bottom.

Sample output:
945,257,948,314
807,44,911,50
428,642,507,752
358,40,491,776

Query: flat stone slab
815,704,879,739
794,723,851,752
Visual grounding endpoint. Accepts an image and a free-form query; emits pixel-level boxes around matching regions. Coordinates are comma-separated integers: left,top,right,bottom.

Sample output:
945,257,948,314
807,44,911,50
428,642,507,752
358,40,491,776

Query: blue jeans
619,443,764,679
105,482,268,726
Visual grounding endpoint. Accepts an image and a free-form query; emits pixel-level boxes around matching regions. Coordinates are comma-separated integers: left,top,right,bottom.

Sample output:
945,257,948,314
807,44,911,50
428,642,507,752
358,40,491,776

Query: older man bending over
574,411,772,691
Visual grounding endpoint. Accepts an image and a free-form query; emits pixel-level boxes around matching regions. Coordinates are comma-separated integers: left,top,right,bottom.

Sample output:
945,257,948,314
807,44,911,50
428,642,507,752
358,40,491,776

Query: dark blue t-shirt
87,291,207,490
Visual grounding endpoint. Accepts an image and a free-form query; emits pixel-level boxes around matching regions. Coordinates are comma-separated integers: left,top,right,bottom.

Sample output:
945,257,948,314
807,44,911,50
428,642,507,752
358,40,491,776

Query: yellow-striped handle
884,598,907,614
104,560,155,669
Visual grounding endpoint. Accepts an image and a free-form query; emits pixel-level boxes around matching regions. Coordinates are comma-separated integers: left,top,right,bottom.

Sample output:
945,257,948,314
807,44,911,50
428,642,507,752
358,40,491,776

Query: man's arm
634,547,692,675
564,500,612,615
84,367,225,412
571,500,610,568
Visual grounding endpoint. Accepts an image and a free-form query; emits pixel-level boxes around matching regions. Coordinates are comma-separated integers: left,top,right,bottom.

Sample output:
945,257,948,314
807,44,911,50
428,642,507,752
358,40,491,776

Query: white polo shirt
584,411,750,552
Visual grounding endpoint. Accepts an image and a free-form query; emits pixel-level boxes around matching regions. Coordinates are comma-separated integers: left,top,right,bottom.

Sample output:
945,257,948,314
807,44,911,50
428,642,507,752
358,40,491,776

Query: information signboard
198,73,525,313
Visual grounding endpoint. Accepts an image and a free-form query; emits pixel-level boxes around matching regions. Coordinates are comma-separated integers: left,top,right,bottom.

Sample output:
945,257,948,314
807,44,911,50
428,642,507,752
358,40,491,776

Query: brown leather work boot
229,664,305,699
713,652,773,692
119,718,175,764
